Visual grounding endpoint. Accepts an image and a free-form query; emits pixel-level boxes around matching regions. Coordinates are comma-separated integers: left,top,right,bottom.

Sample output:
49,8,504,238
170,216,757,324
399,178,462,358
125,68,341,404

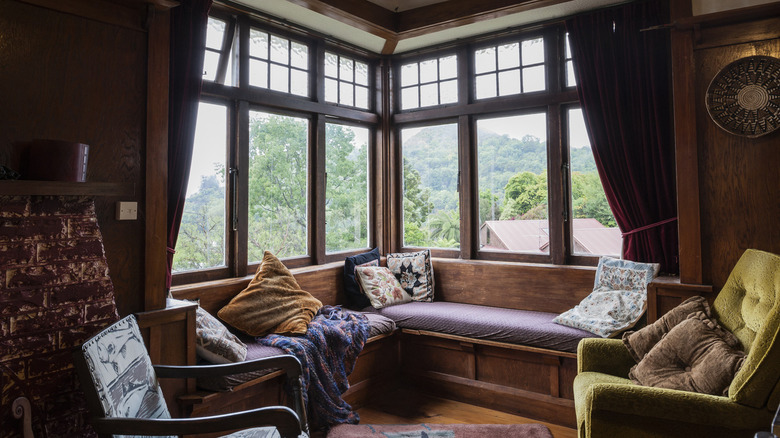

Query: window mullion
313,115,327,264
234,100,250,277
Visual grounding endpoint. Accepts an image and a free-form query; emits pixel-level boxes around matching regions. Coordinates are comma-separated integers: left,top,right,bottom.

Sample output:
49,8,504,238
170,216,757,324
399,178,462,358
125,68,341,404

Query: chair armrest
577,338,635,377
586,382,771,431
153,354,302,379
90,406,302,437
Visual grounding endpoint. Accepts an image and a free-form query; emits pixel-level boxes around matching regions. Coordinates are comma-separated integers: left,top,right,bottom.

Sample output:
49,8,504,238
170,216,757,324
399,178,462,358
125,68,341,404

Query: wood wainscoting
170,257,596,430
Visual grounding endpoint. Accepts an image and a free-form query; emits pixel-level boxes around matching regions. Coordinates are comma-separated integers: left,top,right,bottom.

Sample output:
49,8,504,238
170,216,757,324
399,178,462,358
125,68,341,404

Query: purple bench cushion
373,301,597,353
197,311,397,391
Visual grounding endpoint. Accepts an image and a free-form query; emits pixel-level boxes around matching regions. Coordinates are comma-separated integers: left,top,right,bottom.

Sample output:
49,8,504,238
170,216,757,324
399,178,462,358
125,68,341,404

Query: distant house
480,218,622,256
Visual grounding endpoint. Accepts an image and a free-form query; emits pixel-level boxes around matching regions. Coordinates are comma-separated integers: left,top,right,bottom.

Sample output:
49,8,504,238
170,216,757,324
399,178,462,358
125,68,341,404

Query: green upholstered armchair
574,249,780,438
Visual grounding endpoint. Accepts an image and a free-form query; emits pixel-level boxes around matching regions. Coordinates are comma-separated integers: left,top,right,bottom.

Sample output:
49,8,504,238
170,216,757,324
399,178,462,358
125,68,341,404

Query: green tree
571,171,615,227
479,189,502,222
428,209,460,246
173,175,225,271
325,124,369,252
500,171,548,219
247,113,308,261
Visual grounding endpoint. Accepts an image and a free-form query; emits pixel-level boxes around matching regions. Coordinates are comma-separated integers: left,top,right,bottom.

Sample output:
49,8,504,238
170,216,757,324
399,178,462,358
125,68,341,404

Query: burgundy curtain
566,1,678,273
167,0,212,291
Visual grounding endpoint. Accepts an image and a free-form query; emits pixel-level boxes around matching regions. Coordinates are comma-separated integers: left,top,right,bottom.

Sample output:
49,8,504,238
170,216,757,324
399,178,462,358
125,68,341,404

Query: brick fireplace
0,195,119,438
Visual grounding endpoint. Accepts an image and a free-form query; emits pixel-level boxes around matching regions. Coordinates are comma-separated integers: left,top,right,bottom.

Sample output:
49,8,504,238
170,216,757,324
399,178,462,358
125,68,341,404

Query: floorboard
355,386,577,438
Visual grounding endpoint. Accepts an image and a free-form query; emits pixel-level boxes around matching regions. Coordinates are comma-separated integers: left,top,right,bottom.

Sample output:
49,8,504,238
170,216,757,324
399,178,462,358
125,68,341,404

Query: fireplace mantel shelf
0,181,134,197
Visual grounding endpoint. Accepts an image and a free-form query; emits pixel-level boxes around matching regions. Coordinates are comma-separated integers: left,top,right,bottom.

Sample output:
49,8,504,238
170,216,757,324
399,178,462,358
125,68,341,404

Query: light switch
116,201,138,220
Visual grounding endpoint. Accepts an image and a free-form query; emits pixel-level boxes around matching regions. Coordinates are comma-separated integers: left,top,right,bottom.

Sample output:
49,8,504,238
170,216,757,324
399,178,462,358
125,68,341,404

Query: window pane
339,81,354,106
173,102,227,272
401,63,418,87
440,80,457,104
290,69,308,96
247,111,309,262
419,59,437,83
339,57,354,82
402,124,460,249
249,59,268,88
202,50,220,81
206,18,226,50
401,86,419,110
498,69,521,96
475,47,496,74
522,65,546,92
420,83,438,107
475,73,497,99
250,29,268,59
522,37,544,65
566,61,576,87
439,55,457,80
477,113,549,254
498,43,520,70
568,108,620,256
270,64,289,92
270,35,288,64
325,52,338,78
326,124,369,253
325,78,338,103
355,85,369,109
355,61,369,86
290,42,308,70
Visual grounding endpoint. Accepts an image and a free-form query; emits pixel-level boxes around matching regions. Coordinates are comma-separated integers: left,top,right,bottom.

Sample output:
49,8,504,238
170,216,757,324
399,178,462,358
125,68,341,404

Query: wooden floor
356,386,577,438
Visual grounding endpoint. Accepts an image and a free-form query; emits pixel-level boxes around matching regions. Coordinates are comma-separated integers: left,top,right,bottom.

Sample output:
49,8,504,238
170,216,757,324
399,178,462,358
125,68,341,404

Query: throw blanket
257,305,370,430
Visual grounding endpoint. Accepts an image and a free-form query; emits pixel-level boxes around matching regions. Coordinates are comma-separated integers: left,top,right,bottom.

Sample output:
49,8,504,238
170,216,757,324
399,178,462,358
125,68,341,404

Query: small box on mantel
25,139,89,182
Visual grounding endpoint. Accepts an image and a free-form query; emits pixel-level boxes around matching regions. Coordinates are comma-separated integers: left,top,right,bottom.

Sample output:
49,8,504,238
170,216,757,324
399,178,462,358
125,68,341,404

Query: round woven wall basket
705,55,780,138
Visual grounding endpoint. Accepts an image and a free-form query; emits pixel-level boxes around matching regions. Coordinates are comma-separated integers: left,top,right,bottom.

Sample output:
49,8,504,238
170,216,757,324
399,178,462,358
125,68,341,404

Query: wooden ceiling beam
285,0,397,39
395,0,570,37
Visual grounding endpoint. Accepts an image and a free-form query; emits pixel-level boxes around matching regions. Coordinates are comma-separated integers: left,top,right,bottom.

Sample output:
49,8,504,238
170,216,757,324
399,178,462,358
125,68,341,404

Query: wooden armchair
72,314,308,438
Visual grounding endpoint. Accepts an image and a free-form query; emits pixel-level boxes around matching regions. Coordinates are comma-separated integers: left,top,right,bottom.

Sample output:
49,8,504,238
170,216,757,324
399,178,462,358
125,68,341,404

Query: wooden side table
647,276,714,322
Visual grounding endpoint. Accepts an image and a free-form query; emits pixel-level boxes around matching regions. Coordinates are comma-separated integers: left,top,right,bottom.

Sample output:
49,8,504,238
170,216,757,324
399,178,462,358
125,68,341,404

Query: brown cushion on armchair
219,251,322,337
629,311,745,396
622,295,712,362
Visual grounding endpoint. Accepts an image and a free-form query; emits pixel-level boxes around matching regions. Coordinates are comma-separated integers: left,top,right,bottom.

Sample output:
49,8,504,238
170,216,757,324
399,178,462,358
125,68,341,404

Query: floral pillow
386,249,434,302
553,257,661,338
355,266,412,309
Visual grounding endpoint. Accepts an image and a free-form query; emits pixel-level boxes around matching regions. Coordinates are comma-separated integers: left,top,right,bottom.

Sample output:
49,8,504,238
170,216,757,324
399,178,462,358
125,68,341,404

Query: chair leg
289,375,309,436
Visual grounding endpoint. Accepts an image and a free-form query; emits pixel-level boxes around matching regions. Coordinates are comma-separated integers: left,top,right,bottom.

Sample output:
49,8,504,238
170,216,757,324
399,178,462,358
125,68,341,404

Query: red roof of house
480,218,622,256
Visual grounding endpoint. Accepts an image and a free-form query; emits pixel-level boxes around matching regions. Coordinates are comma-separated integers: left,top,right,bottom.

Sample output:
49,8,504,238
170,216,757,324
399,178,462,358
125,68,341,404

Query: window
401,123,460,249
567,108,620,256
400,55,458,110
325,52,370,109
247,111,309,262
249,28,309,96
173,9,376,284
475,36,545,99
172,102,227,273
326,124,370,253
565,33,576,87
477,113,549,254
203,15,236,86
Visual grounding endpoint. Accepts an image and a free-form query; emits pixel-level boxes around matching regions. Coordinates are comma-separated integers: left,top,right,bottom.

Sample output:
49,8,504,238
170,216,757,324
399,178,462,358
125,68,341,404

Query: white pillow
553,257,660,338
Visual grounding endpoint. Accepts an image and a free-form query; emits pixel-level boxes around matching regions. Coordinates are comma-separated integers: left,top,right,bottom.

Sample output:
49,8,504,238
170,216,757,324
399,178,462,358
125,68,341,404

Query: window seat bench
170,258,598,430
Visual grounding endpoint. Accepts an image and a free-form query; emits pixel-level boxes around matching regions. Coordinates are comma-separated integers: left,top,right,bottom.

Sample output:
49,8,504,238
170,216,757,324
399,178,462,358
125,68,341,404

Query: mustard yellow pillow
218,251,322,337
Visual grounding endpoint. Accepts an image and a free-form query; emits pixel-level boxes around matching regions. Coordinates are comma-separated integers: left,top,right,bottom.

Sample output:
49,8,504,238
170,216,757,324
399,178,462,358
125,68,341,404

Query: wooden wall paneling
432,258,595,313
695,28,780,290
670,1,703,285
0,0,148,317
146,6,171,311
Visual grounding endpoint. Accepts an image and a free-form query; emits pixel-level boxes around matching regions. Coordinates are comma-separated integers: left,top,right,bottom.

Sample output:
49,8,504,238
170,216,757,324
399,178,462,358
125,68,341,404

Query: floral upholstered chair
73,314,308,438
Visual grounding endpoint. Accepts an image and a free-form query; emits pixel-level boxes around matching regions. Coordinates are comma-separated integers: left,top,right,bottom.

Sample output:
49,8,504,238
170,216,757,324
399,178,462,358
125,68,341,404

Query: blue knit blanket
257,305,370,430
